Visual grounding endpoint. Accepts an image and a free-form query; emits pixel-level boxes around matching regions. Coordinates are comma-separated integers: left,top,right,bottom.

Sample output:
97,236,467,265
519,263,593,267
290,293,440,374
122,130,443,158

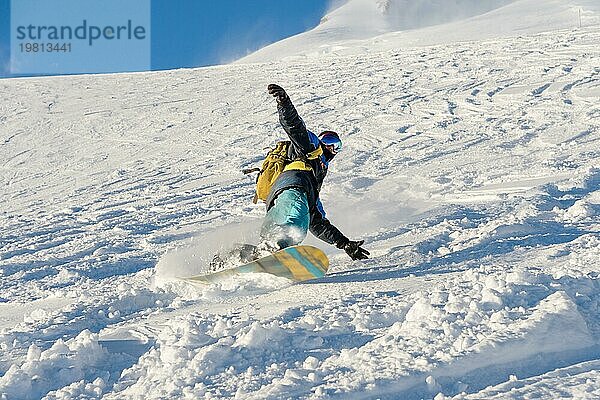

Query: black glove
267,84,289,104
338,239,370,260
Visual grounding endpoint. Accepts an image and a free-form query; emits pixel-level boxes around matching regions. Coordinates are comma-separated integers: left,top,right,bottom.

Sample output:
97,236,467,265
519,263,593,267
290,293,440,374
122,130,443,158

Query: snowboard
182,245,329,284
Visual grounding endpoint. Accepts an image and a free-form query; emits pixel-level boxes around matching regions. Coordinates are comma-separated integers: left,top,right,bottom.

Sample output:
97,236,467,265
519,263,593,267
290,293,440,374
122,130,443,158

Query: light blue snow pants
260,188,310,249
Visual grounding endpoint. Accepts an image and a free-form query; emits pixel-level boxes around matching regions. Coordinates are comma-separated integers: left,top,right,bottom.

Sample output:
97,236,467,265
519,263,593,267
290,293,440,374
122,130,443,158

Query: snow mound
88,266,598,399
0,331,109,400
456,359,600,399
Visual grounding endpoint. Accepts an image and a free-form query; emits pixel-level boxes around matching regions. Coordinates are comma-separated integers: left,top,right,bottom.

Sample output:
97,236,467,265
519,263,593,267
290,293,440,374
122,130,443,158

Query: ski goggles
319,132,342,154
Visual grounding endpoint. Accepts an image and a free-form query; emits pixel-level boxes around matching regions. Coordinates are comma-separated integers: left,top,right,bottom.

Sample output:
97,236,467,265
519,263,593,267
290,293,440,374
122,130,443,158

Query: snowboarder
259,84,369,261
210,85,369,272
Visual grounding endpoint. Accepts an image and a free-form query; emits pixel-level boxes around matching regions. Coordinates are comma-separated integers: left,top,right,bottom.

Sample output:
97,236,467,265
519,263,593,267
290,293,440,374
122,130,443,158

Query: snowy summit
1,0,600,399
239,0,600,62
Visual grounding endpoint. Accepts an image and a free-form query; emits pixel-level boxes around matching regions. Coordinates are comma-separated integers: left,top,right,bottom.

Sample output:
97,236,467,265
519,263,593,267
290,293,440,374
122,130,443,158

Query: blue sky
0,0,331,78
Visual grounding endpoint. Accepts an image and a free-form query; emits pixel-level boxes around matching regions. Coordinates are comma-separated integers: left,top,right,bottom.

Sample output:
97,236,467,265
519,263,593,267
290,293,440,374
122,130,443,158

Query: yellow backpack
244,141,323,203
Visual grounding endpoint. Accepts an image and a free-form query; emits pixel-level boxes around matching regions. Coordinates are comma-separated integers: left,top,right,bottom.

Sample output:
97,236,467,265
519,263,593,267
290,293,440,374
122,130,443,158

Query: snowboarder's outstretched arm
309,199,348,246
267,84,318,155
310,199,370,260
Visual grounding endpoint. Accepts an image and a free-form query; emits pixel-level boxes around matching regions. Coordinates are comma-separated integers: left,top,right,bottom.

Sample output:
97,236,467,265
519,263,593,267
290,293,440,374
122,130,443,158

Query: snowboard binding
208,242,283,273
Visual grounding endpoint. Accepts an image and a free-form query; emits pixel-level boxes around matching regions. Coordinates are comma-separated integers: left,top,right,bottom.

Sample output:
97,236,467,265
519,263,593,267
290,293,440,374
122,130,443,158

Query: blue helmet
319,131,342,154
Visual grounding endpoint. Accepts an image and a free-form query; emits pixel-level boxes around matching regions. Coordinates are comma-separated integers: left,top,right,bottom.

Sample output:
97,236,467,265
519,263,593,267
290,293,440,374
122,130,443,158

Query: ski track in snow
0,26,599,399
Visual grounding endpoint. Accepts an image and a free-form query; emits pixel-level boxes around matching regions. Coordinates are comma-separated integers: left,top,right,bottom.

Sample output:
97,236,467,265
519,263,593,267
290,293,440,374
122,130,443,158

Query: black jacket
266,98,348,247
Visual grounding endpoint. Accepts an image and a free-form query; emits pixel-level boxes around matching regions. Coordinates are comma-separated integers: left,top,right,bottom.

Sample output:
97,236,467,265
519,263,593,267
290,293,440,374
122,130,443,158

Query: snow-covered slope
238,0,600,63
1,17,600,400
